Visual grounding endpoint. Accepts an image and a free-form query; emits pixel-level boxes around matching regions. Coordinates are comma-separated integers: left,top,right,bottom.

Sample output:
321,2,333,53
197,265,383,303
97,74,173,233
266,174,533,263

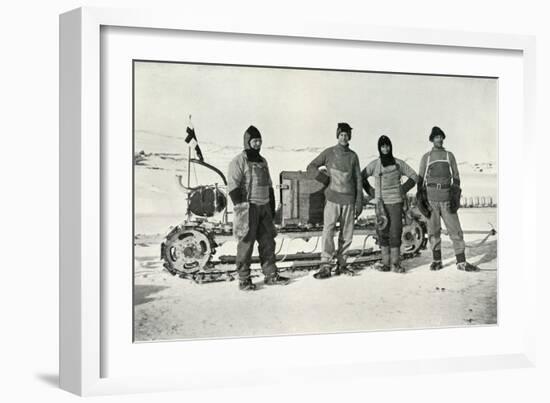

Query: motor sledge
160,158,429,283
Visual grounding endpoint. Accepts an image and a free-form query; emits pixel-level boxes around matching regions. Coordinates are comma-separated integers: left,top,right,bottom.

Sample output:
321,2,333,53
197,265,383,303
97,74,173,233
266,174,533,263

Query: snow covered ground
133,130,498,342
134,225,497,341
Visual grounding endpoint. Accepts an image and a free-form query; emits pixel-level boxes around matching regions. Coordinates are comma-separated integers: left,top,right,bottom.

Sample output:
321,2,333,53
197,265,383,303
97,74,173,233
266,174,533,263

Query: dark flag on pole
184,118,204,162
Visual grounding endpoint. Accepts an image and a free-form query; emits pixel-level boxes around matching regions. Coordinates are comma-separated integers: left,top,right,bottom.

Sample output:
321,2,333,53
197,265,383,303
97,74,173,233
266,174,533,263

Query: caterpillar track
160,218,428,283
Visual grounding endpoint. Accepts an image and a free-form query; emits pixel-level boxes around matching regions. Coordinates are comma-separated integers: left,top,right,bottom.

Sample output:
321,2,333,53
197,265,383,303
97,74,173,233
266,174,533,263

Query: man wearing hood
417,126,479,272
362,135,418,272
227,125,290,290
307,123,363,279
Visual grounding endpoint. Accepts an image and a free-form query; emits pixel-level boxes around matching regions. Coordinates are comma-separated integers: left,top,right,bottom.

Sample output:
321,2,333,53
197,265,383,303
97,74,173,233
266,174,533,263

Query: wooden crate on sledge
279,171,326,227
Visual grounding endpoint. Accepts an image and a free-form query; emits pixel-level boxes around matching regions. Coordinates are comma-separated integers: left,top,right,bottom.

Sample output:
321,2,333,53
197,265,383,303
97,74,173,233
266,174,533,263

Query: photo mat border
60,6,536,396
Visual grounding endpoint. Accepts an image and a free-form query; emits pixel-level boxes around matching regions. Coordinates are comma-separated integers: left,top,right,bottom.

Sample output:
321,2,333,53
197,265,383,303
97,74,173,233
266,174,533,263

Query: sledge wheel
161,228,214,275
401,220,426,255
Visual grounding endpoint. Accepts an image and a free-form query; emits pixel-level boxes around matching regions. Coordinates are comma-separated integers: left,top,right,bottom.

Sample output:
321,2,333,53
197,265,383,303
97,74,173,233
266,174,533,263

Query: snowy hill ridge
135,128,496,176
134,128,497,216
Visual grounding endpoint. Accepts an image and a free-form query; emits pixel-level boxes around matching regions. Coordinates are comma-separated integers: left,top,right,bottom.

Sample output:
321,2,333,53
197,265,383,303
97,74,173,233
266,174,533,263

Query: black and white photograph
133,60,498,342
5,0,550,400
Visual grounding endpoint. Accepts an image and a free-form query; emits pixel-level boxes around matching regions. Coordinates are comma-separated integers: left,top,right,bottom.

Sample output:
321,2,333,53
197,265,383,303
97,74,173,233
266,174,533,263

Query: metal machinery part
161,227,217,276
400,219,427,255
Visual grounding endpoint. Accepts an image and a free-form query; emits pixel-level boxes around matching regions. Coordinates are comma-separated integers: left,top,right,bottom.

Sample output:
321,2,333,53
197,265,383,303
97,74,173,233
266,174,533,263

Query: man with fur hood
307,123,363,279
227,125,290,290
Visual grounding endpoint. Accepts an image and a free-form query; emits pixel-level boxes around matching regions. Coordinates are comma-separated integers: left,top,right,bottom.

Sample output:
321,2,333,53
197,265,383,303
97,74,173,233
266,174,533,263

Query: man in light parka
227,126,290,290
417,126,479,272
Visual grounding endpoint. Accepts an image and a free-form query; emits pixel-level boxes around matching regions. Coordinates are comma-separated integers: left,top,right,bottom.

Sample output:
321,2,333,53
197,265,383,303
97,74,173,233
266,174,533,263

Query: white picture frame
59,6,536,396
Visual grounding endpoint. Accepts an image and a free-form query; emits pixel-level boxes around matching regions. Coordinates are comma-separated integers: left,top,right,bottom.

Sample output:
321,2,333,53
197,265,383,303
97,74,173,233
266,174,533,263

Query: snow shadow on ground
134,285,169,306
404,239,497,272
135,255,162,267
135,255,164,279
471,240,498,267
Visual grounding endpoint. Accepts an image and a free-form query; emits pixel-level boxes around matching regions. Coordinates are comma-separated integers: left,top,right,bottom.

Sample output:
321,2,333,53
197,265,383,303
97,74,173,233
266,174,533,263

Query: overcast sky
134,61,497,165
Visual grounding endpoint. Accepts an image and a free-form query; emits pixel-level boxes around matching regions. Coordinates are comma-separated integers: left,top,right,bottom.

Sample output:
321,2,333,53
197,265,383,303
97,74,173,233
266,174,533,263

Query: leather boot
430,261,443,271
457,261,480,272
430,249,443,271
264,272,291,285
334,264,356,276
239,278,257,291
334,255,355,276
390,247,405,273
313,264,332,279
374,246,391,271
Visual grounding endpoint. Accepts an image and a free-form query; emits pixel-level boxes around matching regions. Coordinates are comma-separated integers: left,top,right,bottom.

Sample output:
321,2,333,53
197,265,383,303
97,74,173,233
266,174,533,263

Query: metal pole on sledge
186,115,193,223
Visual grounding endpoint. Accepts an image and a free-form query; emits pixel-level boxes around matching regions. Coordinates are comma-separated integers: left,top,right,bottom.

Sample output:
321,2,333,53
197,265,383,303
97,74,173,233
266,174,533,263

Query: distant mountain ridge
135,129,496,174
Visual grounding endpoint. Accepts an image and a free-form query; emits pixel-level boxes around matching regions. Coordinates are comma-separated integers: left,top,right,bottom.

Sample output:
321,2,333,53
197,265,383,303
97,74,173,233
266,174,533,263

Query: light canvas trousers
321,200,355,266
427,200,466,256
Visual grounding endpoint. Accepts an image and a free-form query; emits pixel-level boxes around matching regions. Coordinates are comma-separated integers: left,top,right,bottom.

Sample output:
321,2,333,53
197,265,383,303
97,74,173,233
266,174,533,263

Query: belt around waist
426,183,451,189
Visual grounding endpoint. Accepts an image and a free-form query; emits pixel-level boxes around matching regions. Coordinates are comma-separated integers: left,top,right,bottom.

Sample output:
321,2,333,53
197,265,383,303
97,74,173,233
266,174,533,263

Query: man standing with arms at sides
227,125,290,291
307,123,363,279
417,126,479,272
